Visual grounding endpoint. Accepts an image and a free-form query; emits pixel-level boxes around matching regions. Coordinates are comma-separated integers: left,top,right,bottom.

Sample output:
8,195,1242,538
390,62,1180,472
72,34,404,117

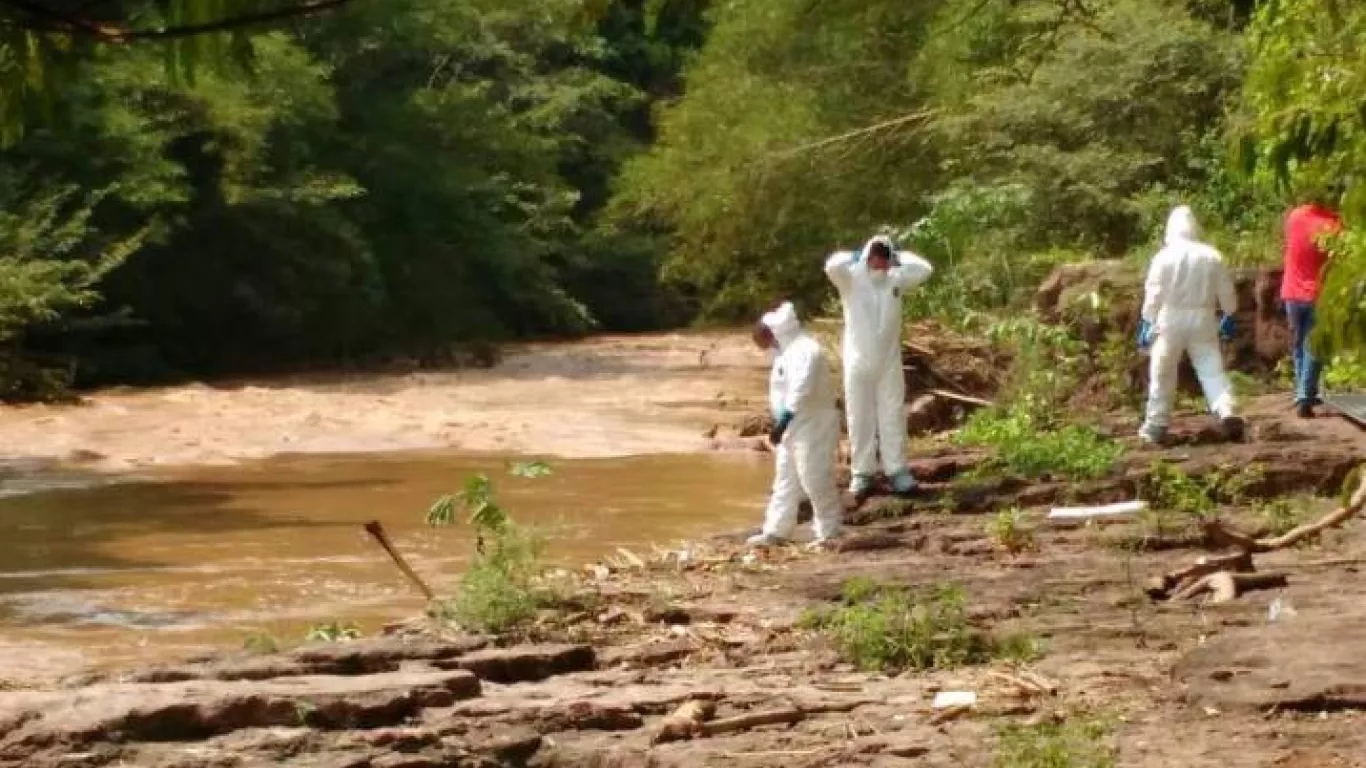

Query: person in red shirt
1281,198,1343,417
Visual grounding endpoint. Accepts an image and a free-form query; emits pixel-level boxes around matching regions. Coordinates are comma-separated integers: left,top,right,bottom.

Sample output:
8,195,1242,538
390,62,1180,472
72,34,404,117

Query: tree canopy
0,0,1360,398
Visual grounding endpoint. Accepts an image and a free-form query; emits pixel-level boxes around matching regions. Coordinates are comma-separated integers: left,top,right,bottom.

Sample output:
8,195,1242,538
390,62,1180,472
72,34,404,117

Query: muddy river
0,451,770,680
0,332,773,681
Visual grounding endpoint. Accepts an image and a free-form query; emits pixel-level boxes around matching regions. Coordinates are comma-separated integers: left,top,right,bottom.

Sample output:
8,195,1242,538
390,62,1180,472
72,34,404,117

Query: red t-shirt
1281,204,1343,302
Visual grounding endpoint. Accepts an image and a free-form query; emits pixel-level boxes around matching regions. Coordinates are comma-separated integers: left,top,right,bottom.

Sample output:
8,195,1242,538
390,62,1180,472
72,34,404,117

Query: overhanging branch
0,0,357,42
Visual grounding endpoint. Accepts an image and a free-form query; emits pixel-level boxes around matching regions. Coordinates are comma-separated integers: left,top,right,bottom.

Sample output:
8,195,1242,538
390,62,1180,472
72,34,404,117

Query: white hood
761,301,802,348
1165,205,1199,246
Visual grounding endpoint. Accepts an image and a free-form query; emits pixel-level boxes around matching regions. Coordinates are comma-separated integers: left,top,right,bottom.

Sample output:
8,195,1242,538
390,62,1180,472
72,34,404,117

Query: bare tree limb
1203,468,1366,553
767,110,937,161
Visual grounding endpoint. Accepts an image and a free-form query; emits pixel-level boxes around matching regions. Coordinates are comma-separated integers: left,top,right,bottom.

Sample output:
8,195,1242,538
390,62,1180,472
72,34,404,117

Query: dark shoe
1296,401,1316,419
1220,416,1246,442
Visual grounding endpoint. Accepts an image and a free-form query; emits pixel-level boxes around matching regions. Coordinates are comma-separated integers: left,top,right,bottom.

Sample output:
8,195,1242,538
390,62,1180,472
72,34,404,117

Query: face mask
867,268,890,286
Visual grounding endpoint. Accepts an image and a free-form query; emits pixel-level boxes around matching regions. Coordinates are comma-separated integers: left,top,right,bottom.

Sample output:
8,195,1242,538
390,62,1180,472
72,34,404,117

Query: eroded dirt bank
0,331,769,473
3,401,1363,768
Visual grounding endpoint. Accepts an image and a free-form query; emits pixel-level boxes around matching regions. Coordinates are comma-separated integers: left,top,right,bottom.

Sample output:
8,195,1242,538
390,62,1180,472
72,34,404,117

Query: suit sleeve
824,251,856,294
889,250,933,290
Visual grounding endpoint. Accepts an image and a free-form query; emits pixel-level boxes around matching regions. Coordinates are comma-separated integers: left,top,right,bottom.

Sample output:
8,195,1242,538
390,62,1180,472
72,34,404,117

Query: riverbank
2,397,1363,767
0,331,769,474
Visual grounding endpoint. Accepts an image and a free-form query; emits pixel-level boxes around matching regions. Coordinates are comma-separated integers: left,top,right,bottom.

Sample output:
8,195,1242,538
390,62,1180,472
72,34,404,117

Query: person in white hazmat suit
1136,205,1244,444
747,302,844,548
825,235,934,498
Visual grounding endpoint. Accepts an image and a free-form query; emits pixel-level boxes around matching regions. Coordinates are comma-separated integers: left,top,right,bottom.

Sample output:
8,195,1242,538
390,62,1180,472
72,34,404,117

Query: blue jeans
1285,300,1323,405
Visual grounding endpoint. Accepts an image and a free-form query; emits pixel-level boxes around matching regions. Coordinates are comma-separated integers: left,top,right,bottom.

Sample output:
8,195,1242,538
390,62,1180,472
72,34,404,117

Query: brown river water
0,332,774,682
0,451,770,681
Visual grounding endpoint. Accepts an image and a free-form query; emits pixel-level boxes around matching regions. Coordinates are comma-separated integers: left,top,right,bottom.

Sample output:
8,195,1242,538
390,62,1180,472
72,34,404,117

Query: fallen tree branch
701,708,805,736
363,521,435,601
927,388,993,407
1172,571,1287,604
1211,467,1364,552
1145,551,1254,599
1149,466,1364,603
653,699,717,744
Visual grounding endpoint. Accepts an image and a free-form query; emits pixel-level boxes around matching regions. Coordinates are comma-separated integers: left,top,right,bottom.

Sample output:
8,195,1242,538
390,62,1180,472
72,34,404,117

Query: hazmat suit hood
761,301,803,349
858,234,898,262
1164,206,1199,246
860,235,897,285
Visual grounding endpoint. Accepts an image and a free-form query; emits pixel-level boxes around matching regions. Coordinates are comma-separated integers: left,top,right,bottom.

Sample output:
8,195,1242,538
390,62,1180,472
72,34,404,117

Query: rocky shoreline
2,397,1363,768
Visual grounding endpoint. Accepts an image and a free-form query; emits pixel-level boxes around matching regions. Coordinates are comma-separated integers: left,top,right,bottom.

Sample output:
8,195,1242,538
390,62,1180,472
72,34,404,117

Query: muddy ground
1,394,1362,767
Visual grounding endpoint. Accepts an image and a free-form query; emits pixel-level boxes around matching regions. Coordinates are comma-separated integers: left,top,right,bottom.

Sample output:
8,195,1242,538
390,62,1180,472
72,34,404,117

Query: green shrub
427,462,556,634
801,581,1042,672
439,524,549,634
958,408,1123,481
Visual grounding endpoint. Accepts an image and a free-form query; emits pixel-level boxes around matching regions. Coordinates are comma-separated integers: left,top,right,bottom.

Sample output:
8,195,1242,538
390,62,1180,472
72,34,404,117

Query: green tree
1233,0,1366,358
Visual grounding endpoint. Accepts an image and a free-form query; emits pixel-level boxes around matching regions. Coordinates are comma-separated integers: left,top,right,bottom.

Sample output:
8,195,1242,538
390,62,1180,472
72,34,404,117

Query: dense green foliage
0,0,707,393
616,0,1253,320
0,0,1362,396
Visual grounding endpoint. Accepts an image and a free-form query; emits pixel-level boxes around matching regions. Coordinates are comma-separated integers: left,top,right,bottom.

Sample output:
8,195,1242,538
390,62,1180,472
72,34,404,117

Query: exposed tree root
1148,466,1365,603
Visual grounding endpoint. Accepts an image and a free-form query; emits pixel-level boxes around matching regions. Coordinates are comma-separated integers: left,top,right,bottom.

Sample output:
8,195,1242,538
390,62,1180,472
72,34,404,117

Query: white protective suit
1140,206,1238,432
825,235,934,484
759,302,843,541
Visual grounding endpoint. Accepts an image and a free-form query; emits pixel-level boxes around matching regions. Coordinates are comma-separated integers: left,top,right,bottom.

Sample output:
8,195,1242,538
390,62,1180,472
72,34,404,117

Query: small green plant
1135,461,1266,539
800,580,1040,672
1228,370,1274,398
1092,332,1141,410
1256,494,1332,541
427,463,555,634
1139,461,1264,519
428,462,554,549
242,631,281,655
994,631,1046,664
305,621,362,643
987,507,1037,554
957,407,1123,481
1138,461,1215,519
992,715,1117,768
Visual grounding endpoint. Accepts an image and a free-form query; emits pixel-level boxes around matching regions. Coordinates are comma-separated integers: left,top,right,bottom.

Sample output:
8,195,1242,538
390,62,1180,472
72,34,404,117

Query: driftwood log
1148,466,1365,604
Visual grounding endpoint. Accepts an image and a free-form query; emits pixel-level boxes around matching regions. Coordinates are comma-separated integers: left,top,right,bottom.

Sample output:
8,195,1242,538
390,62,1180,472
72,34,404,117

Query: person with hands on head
825,234,933,500
748,301,843,549
1137,205,1243,445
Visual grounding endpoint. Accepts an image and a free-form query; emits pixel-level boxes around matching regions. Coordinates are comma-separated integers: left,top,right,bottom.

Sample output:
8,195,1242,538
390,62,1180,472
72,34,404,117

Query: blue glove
1136,319,1154,350
1218,314,1235,341
769,409,795,445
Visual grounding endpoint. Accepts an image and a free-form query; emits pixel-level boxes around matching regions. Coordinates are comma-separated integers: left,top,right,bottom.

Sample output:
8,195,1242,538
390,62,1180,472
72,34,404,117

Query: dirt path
0,331,768,473
2,404,1362,767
